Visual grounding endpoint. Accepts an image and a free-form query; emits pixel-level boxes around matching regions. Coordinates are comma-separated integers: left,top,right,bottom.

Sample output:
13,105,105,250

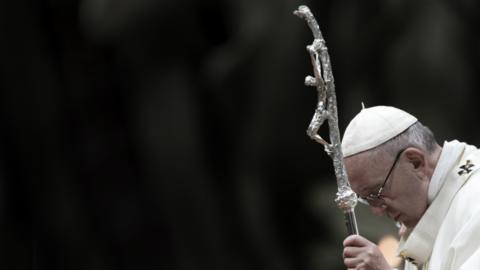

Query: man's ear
403,147,426,173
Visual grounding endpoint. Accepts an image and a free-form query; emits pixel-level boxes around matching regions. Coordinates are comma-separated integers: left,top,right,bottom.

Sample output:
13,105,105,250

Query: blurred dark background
1,0,480,269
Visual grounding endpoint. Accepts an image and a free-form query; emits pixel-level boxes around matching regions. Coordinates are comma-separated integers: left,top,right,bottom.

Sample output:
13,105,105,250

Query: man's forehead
344,152,372,172
344,152,383,192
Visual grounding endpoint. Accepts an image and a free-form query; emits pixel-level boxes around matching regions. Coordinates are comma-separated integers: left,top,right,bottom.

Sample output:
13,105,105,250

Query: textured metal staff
294,5,359,235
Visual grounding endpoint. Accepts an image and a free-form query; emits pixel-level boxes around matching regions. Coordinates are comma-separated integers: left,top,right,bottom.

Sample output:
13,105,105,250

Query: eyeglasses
357,149,405,206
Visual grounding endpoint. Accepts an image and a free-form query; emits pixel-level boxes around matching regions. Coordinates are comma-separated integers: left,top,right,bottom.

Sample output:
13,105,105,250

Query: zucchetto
342,106,418,157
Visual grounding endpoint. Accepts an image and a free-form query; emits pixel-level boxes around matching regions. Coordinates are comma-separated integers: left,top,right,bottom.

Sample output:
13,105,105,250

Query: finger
343,246,363,258
346,262,366,270
343,234,370,247
343,257,361,268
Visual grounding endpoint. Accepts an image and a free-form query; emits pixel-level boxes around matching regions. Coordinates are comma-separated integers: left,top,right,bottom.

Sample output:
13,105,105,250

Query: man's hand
343,235,390,270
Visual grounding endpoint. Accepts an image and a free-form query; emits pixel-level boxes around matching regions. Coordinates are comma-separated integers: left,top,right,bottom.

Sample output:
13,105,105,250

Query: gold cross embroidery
458,160,474,176
399,251,417,265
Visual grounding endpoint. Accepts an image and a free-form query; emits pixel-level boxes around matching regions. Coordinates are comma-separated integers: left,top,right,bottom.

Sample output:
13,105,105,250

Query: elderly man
341,106,480,270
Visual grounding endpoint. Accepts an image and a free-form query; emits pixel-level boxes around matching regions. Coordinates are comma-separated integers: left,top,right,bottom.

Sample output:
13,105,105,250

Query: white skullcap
341,105,418,157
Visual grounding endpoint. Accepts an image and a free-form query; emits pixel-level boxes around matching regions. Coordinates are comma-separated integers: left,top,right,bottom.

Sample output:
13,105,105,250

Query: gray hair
369,121,438,158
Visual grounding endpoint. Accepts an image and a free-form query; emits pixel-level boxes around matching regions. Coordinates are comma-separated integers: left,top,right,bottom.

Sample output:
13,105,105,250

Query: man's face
345,149,430,228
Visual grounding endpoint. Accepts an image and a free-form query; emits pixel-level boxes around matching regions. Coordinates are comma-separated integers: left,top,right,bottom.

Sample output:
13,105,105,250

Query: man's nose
370,204,387,216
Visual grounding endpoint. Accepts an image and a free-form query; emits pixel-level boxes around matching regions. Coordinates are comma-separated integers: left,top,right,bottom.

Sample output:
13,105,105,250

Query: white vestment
397,140,480,270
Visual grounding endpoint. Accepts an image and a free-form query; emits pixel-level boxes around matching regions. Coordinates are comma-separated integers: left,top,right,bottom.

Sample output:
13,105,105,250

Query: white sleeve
459,246,480,270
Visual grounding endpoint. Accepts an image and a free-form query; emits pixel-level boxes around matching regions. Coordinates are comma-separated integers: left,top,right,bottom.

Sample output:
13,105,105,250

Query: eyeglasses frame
357,148,406,206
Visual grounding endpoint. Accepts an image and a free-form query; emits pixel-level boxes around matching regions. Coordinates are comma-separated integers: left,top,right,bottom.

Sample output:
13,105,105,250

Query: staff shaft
294,5,359,235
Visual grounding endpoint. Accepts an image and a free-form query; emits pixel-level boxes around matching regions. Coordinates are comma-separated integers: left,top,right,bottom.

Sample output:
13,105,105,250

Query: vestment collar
427,140,465,204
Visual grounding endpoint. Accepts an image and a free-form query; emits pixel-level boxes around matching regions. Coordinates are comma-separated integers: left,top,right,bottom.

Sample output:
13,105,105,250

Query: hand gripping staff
294,5,359,235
